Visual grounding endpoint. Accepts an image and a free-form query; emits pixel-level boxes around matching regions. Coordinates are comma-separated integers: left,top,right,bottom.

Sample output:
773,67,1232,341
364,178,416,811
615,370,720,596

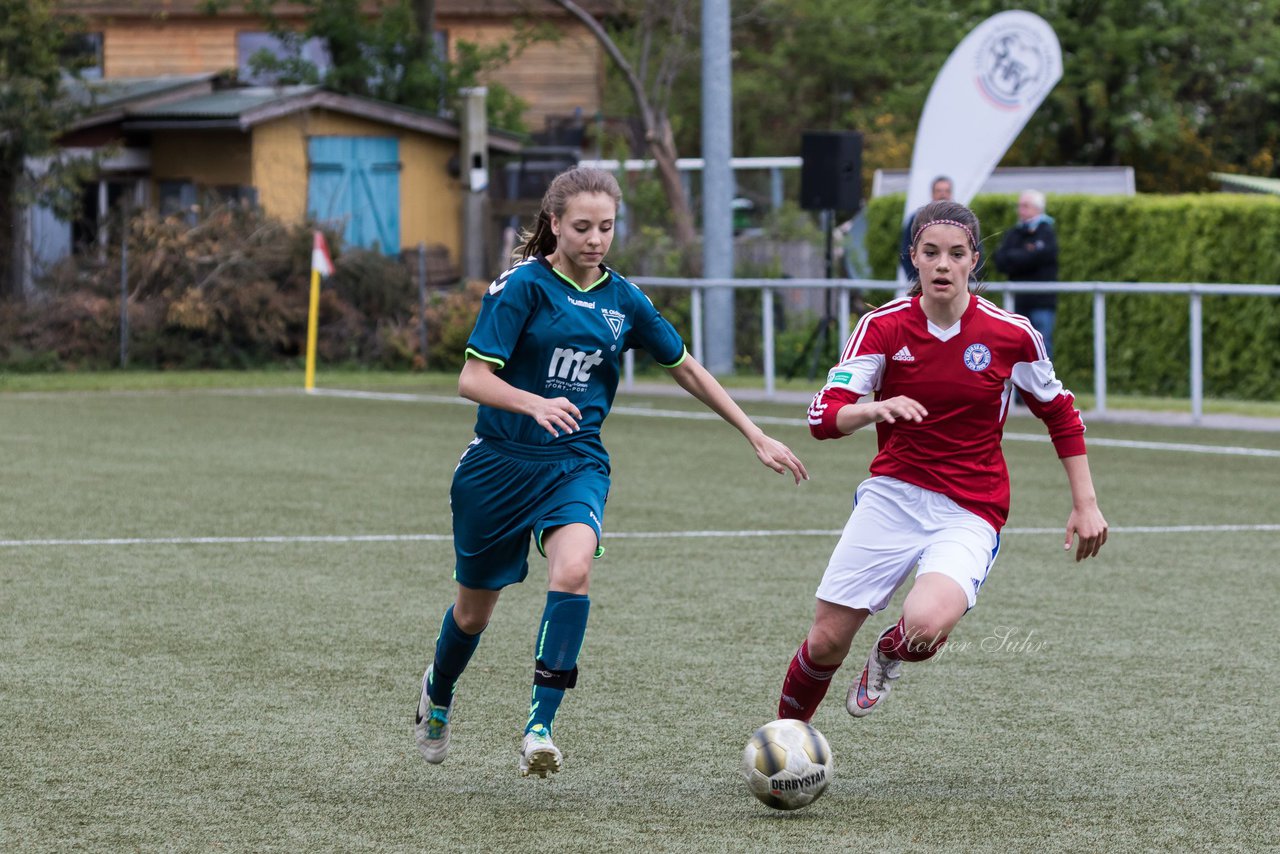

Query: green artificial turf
1,382,1277,852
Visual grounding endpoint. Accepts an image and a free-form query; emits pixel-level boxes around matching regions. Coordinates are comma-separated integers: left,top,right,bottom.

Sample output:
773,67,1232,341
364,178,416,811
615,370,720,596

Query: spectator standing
994,190,1059,356
898,176,954,281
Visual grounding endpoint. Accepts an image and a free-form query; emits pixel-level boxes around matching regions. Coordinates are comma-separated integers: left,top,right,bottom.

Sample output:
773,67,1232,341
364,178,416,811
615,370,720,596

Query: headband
913,218,976,250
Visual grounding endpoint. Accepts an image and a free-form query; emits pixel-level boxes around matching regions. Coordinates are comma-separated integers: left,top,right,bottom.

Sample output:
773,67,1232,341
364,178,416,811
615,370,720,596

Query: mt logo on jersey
548,347,603,383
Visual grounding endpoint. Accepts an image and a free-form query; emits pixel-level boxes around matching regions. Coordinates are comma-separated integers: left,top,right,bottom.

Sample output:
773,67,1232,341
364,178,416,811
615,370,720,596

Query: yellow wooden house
38,75,521,282
55,0,611,134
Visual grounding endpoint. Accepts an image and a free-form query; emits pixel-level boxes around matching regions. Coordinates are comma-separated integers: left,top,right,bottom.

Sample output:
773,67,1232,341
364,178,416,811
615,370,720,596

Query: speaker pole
810,208,835,380
785,209,837,382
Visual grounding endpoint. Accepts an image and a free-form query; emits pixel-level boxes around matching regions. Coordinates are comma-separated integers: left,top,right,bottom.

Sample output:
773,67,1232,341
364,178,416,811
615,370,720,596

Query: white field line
2,524,1278,549
307,388,1280,459
8,386,1279,457
1003,432,1280,458
10,384,1280,458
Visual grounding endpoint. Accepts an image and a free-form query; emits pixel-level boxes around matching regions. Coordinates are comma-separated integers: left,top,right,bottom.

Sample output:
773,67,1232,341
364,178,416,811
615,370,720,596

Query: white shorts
815,476,1001,613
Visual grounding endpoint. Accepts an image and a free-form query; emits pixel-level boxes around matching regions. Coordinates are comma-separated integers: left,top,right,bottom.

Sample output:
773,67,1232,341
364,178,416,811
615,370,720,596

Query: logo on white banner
975,25,1055,110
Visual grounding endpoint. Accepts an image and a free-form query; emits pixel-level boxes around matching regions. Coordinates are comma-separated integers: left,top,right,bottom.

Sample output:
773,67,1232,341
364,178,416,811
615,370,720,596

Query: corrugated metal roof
58,0,614,17
115,85,525,152
1212,172,1280,196
64,73,217,109
129,85,319,119
872,166,1137,197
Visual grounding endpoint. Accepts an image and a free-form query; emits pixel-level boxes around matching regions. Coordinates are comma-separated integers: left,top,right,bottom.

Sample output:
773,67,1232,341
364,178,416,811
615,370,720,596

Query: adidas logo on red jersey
892,346,915,362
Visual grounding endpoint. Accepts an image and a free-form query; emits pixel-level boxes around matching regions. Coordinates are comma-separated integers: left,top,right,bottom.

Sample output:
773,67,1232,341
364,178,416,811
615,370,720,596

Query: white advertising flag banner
902,10,1062,226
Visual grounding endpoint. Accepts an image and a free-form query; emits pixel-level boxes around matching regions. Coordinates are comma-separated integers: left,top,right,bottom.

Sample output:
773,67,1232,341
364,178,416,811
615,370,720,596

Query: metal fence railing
624,277,1280,423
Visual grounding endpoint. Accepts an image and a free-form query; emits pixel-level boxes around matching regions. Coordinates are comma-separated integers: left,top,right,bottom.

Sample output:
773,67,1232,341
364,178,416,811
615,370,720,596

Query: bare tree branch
545,0,697,251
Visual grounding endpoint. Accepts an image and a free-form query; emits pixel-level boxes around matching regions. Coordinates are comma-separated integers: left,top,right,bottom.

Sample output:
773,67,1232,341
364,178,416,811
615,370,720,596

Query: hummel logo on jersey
892,346,915,362
568,296,596,309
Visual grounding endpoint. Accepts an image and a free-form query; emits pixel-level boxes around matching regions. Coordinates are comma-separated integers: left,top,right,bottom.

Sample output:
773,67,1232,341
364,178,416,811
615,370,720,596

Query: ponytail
515,211,557,261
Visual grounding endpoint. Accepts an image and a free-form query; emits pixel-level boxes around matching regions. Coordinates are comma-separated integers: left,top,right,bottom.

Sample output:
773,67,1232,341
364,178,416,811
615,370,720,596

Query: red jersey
807,294,1086,531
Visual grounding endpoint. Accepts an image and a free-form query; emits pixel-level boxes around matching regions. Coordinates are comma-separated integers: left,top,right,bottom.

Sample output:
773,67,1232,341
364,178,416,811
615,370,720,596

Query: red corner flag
311,231,334,278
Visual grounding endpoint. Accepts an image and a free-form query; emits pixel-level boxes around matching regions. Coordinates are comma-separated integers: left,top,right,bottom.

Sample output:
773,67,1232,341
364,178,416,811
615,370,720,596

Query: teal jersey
465,256,686,466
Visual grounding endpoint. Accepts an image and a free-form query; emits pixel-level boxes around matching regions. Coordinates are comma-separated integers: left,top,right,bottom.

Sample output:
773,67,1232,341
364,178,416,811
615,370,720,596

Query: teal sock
526,591,590,736
428,606,481,708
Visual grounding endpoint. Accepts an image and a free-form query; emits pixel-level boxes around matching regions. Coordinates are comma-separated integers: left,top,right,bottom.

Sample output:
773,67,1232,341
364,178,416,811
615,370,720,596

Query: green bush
0,205,470,372
866,193,1280,400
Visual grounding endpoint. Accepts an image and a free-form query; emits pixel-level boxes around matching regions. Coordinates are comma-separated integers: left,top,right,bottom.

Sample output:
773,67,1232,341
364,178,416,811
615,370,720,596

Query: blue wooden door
307,136,401,254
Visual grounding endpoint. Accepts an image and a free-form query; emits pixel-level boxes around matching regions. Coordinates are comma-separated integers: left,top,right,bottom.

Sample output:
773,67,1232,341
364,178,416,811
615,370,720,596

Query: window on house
158,181,199,224
61,32,103,80
237,32,332,85
210,185,259,208
72,180,133,250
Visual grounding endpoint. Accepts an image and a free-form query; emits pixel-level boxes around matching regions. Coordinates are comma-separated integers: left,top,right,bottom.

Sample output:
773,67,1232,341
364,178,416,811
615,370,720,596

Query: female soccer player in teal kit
414,166,809,778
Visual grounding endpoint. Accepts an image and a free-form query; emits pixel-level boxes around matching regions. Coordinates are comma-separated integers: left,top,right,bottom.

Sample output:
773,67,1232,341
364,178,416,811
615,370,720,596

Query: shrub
0,204,467,372
866,193,1280,400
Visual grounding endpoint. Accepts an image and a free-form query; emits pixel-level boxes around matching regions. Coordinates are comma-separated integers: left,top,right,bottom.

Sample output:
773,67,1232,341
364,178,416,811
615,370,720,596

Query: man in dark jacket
994,190,1059,356
899,175,954,281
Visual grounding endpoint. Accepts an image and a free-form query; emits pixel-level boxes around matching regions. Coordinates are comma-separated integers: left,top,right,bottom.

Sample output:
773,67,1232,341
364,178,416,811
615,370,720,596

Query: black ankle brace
533,661,579,690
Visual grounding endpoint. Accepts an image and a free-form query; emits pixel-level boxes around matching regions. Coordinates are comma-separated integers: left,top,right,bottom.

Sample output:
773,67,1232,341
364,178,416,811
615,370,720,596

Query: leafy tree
553,0,699,253
1014,0,1280,191
0,0,96,298
726,1,935,180
658,0,1280,192
242,0,531,133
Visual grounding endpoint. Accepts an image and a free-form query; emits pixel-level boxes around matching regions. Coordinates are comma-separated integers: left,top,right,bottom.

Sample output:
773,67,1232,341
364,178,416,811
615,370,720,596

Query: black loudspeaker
799,131,862,212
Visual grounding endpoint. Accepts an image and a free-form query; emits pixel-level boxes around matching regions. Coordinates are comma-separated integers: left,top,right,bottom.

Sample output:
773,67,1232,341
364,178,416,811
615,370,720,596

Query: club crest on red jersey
963,343,992,371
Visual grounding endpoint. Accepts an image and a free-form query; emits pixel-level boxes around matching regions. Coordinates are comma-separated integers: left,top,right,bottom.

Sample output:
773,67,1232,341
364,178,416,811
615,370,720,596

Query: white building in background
871,166,1136,198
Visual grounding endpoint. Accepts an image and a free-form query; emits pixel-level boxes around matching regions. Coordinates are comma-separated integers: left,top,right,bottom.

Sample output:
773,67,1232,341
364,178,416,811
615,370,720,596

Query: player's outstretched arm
834,396,927,434
458,358,581,438
1060,454,1108,561
666,355,808,484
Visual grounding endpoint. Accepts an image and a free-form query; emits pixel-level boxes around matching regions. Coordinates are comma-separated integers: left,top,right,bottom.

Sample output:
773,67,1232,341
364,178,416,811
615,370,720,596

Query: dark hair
907,200,982,296
515,167,623,260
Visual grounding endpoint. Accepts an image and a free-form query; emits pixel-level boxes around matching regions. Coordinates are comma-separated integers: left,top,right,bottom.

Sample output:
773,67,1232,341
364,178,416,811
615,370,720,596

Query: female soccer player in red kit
776,199,1108,723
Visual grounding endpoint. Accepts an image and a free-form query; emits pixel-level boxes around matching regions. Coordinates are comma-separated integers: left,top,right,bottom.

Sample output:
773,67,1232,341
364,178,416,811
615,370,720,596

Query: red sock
777,639,840,721
877,617,947,663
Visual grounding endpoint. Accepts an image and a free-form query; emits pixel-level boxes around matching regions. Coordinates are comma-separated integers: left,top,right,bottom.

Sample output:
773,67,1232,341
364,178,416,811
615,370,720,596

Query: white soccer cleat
414,666,452,764
846,634,903,718
518,726,563,778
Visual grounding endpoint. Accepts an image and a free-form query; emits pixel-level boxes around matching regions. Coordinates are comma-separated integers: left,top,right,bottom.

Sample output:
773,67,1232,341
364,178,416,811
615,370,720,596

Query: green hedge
865,193,1280,401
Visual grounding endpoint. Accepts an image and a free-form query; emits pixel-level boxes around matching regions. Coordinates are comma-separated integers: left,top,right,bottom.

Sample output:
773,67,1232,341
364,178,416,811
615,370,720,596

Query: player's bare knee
901,615,952,649
806,625,853,665
453,603,494,634
453,588,499,633
549,561,592,594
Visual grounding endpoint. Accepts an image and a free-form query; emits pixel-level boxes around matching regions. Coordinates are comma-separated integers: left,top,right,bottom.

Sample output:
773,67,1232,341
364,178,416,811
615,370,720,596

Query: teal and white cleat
414,666,452,764
518,726,563,778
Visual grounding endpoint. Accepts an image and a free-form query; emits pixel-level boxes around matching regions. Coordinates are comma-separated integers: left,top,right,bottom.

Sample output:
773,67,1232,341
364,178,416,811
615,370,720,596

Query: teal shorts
449,437,610,591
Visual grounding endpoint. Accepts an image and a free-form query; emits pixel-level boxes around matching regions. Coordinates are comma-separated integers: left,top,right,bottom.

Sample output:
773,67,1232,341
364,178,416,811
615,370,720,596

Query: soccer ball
741,718,833,811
